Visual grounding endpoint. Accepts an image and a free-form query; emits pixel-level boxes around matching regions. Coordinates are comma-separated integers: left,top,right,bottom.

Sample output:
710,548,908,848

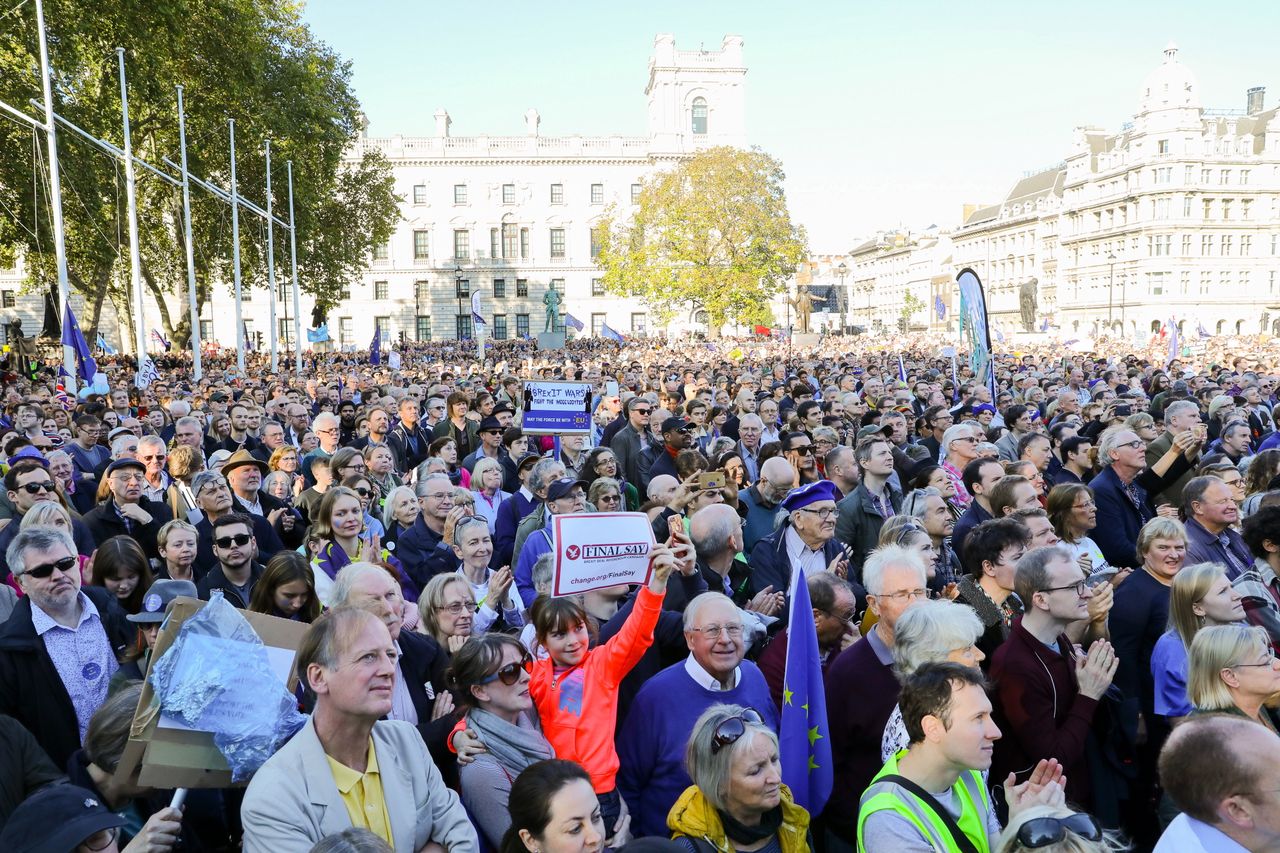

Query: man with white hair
939,424,980,507
137,435,171,502
617,592,780,839
301,412,341,487
735,413,765,482
1145,399,1203,506
823,546,929,850
740,457,796,552
161,399,191,444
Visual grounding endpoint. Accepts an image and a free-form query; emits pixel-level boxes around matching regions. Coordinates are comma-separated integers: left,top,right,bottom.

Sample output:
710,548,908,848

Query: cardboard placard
520,380,593,435
115,597,309,789
552,512,655,597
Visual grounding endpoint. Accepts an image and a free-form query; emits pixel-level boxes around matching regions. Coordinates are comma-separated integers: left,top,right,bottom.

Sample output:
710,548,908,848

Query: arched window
1216,320,1225,334
1150,320,1161,334
691,98,708,135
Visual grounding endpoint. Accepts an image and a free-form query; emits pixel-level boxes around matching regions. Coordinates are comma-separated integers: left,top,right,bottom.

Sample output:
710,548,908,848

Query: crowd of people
1,329,1280,852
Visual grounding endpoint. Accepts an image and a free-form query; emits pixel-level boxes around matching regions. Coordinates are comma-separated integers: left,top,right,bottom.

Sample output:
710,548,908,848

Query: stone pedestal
792,333,821,348
537,332,566,350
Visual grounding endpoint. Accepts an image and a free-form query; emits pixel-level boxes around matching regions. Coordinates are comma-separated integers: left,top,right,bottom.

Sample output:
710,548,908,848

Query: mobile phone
697,471,725,491
1086,567,1118,587
1113,404,1132,418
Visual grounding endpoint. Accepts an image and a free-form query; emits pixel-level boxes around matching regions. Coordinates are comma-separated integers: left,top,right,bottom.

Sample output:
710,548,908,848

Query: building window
490,228,500,259
592,278,605,296
520,228,530,259
1201,235,1213,256
453,229,470,260
515,313,529,338
455,278,470,299
412,184,427,205
1184,165,1194,183
691,97,708,135
550,184,564,204
516,279,528,298
1148,271,1167,295
372,242,389,264
455,314,471,340
631,183,641,204
200,320,213,341
502,224,519,259
631,312,646,333
1181,235,1191,255
591,313,606,336
243,285,252,302
1180,272,1190,295
550,278,565,295
493,278,506,298
453,184,468,204
413,230,430,260
1220,170,1230,185
416,315,431,341
1182,197,1192,217
550,228,565,259
1222,200,1233,221
502,184,515,205
590,227,604,260
276,280,289,301
1242,199,1252,220
1222,235,1233,256
339,317,352,345
338,283,351,300
1241,235,1252,256
278,318,294,347
493,314,507,339
1157,139,1169,155
374,281,389,300
590,183,604,205
374,315,390,334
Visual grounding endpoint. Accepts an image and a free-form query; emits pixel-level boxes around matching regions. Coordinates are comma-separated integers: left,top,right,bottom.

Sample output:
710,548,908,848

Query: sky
300,0,1280,253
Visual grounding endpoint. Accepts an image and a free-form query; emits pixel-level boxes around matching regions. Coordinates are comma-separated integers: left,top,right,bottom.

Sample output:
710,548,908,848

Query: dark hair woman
249,551,320,622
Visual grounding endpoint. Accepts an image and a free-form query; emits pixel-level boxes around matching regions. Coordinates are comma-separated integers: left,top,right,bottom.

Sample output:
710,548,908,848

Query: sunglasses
790,445,814,455
1016,813,1102,848
21,554,78,579
18,481,57,495
479,654,535,686
711,708,765,753
214,533,252,549
353,487,372,498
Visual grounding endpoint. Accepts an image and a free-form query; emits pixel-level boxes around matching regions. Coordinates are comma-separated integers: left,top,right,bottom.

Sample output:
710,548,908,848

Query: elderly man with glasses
395,473,465,599
301,412,342,488
748,480,849,624
82,457,174,560
0,526,132,768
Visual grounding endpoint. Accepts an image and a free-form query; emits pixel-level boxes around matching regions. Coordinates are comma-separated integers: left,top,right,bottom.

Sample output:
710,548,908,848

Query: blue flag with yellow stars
779,566,833,813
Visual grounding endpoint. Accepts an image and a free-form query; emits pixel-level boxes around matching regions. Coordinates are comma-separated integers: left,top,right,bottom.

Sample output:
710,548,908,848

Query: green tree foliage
596,146,807,334
900,292,926,330
0,0,399,344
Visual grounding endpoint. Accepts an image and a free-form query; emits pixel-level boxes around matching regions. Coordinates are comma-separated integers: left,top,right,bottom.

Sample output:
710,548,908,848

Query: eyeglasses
1118,439,1145,450
711,708,765,754
214,533,253,549
1232,647,1278,668
688,622,744,640
1015,813,1103,849
479,654,535,686
422,491,453,501
796,506,836,520
598,493,621,503
18,481,57,495
822,607,857,624
1040,580,1089,597
877,588,935,602
1072,500,1096,510
20,554,78,579
435,600,478,615
82,826,121,852
112,472,145,483
790,445,814,455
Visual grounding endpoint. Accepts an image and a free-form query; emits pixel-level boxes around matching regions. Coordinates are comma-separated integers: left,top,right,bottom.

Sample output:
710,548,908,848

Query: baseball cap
660,417,692,434
128,579,198,624
545,477,588,501
0,784,125,853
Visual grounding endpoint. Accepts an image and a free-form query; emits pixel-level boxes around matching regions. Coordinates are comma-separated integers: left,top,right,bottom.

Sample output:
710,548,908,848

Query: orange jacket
529,585,662,793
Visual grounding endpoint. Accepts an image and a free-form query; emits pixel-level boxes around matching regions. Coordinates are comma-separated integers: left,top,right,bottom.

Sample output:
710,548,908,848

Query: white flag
389,350,402,370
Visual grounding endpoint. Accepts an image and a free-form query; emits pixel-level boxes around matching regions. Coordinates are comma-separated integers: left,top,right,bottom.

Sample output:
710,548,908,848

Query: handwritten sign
521,380,593,435
552,512,655,596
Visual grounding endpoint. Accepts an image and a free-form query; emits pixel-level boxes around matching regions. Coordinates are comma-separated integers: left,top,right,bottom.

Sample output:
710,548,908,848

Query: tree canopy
0,0,399,344
595,146,808,334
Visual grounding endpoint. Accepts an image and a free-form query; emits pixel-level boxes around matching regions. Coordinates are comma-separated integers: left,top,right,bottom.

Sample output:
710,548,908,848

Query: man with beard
645,416,695,483
223,449,298,553
195,513,264,608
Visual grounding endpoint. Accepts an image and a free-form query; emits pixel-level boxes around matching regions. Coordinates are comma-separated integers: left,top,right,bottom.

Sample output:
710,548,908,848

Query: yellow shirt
325,738,393,846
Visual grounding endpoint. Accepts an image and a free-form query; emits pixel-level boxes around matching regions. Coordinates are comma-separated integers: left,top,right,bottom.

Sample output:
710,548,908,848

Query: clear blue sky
301,0,1279,252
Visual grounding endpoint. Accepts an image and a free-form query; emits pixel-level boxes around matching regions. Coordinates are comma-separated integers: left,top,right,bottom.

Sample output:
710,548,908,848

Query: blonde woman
1151,562,1246,723
997,804,1126,853
1188,623,1280,731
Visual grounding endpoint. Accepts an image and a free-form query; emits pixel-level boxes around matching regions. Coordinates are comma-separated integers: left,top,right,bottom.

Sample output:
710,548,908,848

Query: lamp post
454,263,464,340
836,261,848,334
1106,252,1116,333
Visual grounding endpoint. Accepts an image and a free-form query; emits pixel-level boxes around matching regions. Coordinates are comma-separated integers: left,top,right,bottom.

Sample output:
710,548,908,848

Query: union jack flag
54,378,74,411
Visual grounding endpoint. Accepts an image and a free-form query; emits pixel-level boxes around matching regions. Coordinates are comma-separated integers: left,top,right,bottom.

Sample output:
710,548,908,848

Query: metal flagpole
116,48,147,364
176,86,202,381
286,161,302,374
229,119,245,374
34,0,76,383
265,140,278,373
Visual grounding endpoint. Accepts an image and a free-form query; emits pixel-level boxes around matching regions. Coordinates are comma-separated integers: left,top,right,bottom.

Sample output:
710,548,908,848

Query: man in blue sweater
616,592,779,839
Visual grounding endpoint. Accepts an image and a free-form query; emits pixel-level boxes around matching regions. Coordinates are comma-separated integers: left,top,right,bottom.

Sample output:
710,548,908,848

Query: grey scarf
466,707,554,777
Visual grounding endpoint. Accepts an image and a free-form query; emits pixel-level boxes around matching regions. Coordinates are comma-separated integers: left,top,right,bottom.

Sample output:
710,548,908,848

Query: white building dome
1138,42,1200,114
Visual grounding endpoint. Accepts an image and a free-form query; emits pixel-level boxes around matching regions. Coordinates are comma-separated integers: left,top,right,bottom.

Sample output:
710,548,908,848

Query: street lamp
1106,252,1116,332
836,262,848,334
454,263,465,340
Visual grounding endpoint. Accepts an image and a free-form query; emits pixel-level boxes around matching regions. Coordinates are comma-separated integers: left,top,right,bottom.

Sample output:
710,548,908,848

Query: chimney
1247,87,1265,115
434,109,451,138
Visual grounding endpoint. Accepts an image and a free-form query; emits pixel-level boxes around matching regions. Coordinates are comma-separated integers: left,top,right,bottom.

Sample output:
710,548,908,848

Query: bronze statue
542,287,562,333
4,318,40,378
787,287,826,334
1019,278,1039,333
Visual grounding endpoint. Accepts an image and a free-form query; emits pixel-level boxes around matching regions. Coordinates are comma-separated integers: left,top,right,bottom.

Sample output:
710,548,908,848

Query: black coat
0,587,133,768
82,496,174,560
398,629,459,785
231,491,304,551
386,423,433,475
195,562,265,608
193,513,283,577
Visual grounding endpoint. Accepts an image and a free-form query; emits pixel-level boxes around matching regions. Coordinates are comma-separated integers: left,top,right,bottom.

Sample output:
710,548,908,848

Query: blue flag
1197,322,1211,339
61,302,97,383
370,325,381,366
1040,317,1050,332
564,313,585,332
95,333,118,356
897,354,907,385
600,323,624,343
244,323,254,351
934,294,946,321
307,324,329,343
780,566,833,814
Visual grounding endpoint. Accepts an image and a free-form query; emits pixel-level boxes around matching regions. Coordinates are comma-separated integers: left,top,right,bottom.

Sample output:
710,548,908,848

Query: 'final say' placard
552,512,655,596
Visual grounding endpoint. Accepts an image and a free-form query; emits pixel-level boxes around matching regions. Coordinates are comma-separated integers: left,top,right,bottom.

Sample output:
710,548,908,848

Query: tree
899,293,926,332
595,146,807,336
0,0,399,346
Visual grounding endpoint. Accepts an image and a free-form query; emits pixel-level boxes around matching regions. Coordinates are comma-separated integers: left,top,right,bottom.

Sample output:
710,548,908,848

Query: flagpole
286,161,302,375
35,0,76,385
229,119,245,374
116,49,147,365
176,86,202,381
265,139,278,373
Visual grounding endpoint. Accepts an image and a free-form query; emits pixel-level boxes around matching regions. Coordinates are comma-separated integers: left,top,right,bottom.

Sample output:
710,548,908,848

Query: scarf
719,804,783,846
465,708,553,778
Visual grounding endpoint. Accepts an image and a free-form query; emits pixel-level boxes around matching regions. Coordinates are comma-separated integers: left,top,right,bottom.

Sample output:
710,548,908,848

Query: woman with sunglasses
996,805,1123,853
582,447,641,512
471,457,511,535
452,515,523,635
587,477,625,515
1188,623,1280,731
449,634,556,849
668,703,812,853
340,473,385,544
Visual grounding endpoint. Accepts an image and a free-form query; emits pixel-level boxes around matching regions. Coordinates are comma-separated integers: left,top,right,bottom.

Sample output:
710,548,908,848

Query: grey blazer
241,717,478,853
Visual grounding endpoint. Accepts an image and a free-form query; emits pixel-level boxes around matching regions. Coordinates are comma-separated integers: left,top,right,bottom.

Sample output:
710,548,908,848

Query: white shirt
389,640,419,726
684,653,741,691
1154,814,1250,853
784,525,828,577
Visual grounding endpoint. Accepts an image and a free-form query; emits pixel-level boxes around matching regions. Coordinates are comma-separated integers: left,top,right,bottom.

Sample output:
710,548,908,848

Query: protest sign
552,512,655,596
115,596,308,789
520,379,593,435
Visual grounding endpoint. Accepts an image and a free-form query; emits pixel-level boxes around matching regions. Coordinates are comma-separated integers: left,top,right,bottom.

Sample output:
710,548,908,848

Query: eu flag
600,323,624,343
370,325,382,366
779,566,833,813
61,302,97,384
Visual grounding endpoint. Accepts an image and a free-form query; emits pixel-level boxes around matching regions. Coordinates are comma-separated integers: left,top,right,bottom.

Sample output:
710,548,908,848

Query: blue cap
8,446,48,467
780,479,839,512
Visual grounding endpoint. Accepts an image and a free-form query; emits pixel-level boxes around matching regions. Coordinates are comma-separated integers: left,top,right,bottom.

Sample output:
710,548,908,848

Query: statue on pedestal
542,287,562,333
787,287,825,334
1019,278,1039,333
